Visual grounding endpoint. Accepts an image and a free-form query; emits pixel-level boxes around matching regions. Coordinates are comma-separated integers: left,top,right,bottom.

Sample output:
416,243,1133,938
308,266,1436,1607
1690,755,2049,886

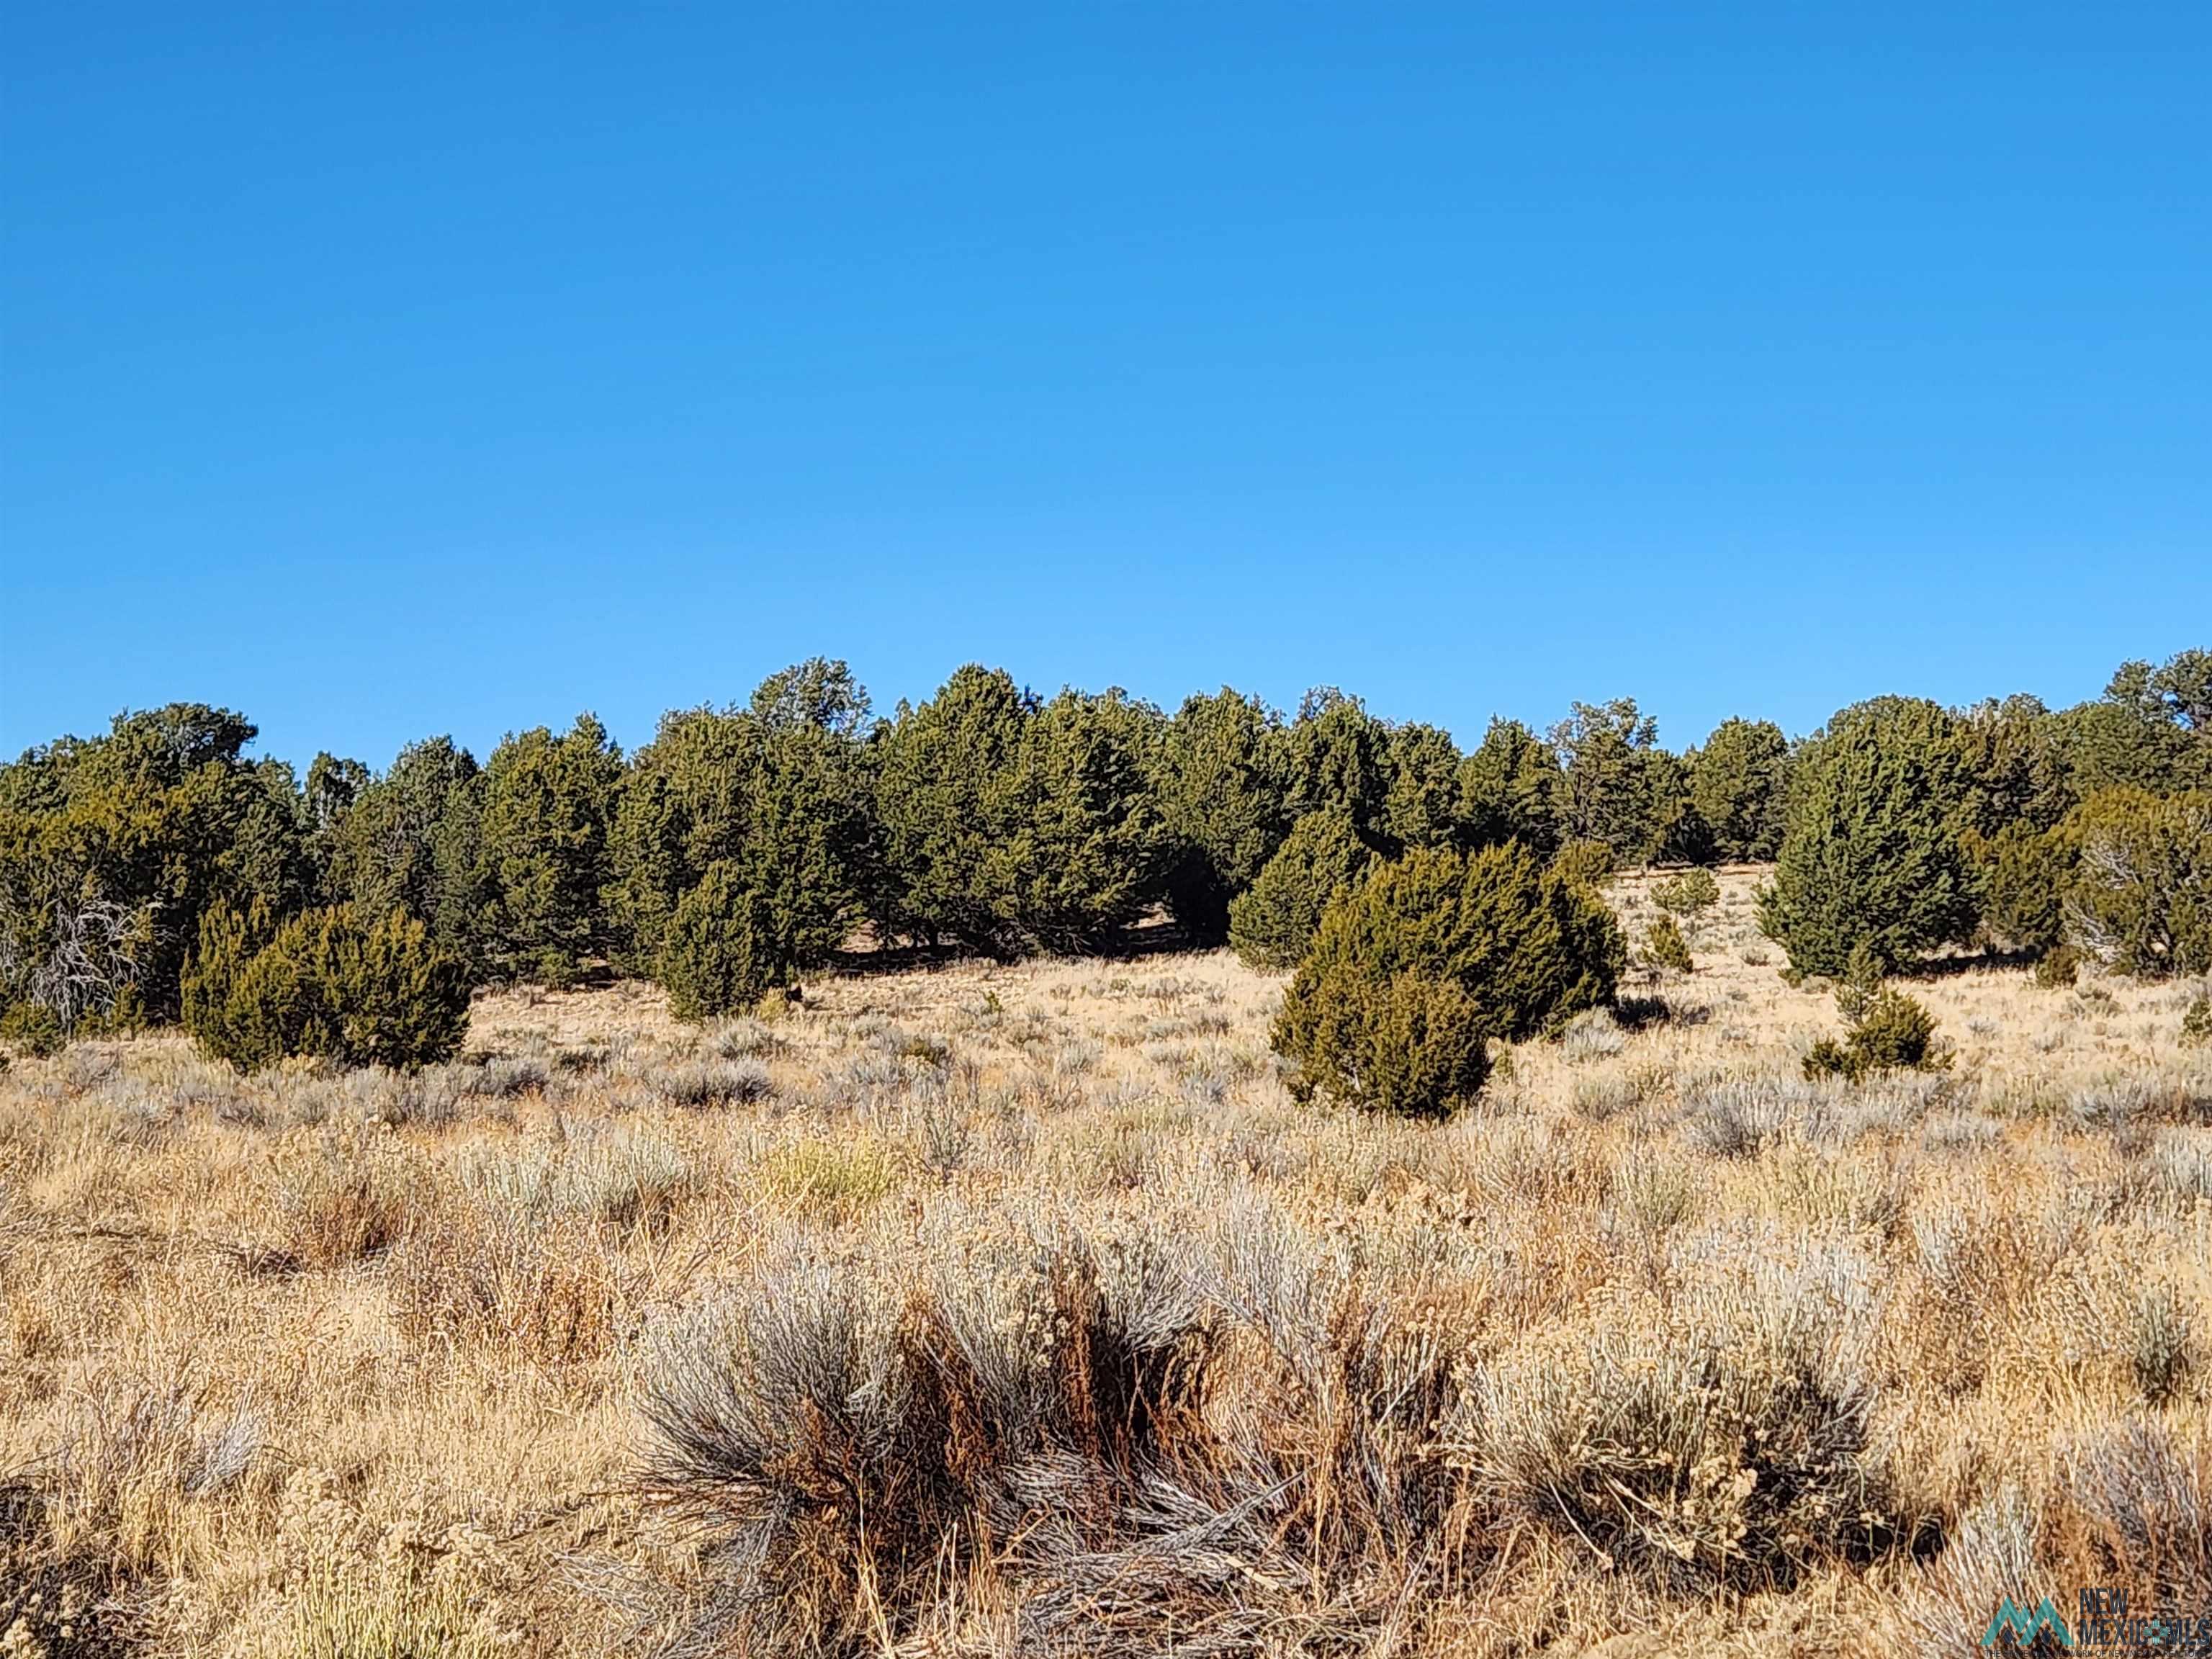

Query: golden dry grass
2,868,2208,1656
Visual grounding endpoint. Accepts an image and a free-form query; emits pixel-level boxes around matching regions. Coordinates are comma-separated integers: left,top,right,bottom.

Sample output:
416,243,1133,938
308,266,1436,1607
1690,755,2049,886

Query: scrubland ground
3,870,2209,1657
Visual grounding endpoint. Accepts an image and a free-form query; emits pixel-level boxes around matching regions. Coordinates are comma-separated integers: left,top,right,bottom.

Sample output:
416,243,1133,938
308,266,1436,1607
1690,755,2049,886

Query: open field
4,868,2209,1656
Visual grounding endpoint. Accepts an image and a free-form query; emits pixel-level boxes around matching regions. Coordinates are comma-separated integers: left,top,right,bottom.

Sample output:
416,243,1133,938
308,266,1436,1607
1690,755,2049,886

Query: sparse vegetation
3,649,2211,1655
1650,863,1720,925
1643,912,1695,972
0,867,2208,1655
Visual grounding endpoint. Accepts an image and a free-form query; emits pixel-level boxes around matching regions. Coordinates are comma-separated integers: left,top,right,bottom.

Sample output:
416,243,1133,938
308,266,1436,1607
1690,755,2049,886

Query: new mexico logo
1982,1596,2074,1648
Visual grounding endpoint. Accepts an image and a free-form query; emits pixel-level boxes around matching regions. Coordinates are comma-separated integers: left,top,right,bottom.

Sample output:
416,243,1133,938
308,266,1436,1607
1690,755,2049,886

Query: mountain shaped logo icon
1980,1596,2074,1648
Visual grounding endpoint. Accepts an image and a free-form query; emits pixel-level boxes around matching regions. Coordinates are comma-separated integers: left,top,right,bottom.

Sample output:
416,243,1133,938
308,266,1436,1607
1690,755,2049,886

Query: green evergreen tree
1650,866,1719,925
1549,698,1672,864
1273,842,1622,1110
1457,718,1563,858
1952,695,2077,842
1004,688,1171,953
2063,787,2212,977
1689,718,1790,862
749,655,874,739
1379,721,1467,853
1642,914,1694,973
1228,808,1375,970
1151,688,1290,944
184,902,469,1071
1273,966,1491,1119
1969,820,2077,956
608,665,873,979
1646,747,1713,865
873,665,1033,953
478,714,622,986
1757,699,1979,976
875,668,1168,956
0,704,311,1026
326,737,491,975
1278,688,1392,837
2047,651,2212,799
302,752,369,899
1277,842,1622,1047
658,860,787,1022
1803,979,1947,1082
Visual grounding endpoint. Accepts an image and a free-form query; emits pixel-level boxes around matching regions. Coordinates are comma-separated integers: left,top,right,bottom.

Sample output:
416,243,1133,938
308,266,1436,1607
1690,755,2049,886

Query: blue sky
5,3,2207,767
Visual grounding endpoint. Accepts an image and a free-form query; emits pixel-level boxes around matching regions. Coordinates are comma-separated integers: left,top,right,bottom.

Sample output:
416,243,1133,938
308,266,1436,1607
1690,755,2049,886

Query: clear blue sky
5,4,2207,768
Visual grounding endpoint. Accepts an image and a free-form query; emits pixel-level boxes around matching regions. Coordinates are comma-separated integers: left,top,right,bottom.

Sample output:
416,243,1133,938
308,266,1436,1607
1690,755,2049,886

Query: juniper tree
184,900,469,1071
0,704,312,1027
1549,698,1673,865
2063,787,2212,977
1757,698,1979,976
1151,688,1291,944
608,666,873,979
1380,721,1467,853
1004,688,1171,953
1272,842,1623,1112
325,737,490,976
1689,718,1790,863
1457,718,1563,858
478,714,622,986
873,665,1032,953
875,668,1169,956
1228,808,1375,970
657,859,787,1022
1279,688,1392,840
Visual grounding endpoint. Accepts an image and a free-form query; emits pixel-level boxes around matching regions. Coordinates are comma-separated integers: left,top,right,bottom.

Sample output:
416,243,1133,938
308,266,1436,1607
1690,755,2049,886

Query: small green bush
2181,992,2211,1049
1550,839,1615,893
2033,943,2082,989
1277,966,1491,1118
1274,842,1623,1113
1803,984,1948,1083
184,903,469,1071
658,861,790,1023
1228,809,1375,970
1642,915,1694,974
1650,867,1719,924
1833,940,1887,1025
0,1002,63,1058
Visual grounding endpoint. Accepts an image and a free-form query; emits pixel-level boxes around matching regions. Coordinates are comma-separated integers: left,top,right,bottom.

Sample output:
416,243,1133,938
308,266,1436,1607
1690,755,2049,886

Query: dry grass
2,869,2209,1655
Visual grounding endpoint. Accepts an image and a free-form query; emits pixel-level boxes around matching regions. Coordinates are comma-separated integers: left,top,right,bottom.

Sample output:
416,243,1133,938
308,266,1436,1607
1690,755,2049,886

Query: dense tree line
0,648,2204,1069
